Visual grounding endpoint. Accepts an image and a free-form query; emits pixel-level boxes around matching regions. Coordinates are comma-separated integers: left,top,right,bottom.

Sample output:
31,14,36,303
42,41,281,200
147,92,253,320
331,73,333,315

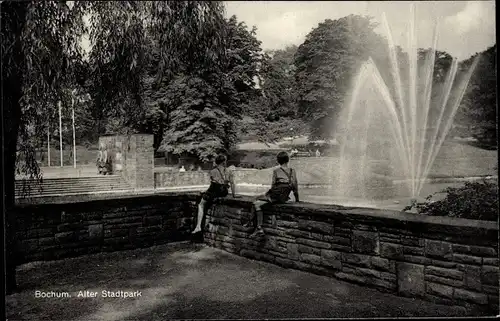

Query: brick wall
14,193,198,264
203,197,499,313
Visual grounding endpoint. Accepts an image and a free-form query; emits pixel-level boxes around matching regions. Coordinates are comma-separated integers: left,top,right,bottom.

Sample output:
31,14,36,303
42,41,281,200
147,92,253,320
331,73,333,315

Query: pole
47,123,51,167
58,100,63,167
72,94,76,168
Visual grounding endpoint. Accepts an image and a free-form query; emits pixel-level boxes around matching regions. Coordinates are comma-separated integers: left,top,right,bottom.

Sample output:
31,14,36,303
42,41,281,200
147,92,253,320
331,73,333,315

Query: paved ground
6,243,486,320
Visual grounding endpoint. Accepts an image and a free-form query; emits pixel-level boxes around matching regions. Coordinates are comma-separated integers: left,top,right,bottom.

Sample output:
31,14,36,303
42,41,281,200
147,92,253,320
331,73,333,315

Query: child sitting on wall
249,151,299,237
192,154,236,234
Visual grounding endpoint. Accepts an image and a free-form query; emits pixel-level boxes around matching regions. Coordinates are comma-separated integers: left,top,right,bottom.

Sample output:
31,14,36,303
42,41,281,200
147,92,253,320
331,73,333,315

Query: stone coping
211,196,498,231
15,193,497,233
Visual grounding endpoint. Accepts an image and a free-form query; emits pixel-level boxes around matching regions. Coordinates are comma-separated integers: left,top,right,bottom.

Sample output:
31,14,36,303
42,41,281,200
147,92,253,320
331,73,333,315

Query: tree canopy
293,15,389,139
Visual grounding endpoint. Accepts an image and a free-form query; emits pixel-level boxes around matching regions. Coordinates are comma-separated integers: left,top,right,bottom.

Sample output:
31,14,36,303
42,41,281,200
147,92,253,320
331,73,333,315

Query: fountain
331,4,480,208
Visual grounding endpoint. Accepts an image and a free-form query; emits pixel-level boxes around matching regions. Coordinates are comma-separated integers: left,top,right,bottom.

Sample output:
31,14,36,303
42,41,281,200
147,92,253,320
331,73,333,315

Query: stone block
483,285,499,295
483,258,499,266
287,243,300,260
341,253,372,268
482,266,499,286
298,244,320,255
426,282,454,299
425,240,452,259
275,257,295,268
397,262,425,297
380,243,403,260
298,220,334,235
452,244,497,257
429,259,457,269
335,271,367,284
321,249,342,270
400,237,424,247
296,238,331,249
276,220,298,229
454,288,488,305
426,266,463,280
104,229,129,238
323,235,350,246
463,265,482,291
310,232,324,241
352,230,379,255
287,230,311,239
344,265,381,279
380,271,397,282
403,245,424,256
300,253,321,266
55,231,77,243
292,261,313,271
453,254,482,265
371,257,395,273
424,274,463,288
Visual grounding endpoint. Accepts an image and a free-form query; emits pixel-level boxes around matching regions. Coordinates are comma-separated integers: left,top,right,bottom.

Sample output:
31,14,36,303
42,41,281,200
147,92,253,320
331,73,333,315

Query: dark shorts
265,183,293,204
202,182,229,202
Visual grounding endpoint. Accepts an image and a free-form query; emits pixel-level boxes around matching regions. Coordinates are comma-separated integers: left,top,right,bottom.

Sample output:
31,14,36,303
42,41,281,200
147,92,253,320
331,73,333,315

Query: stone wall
203,197,499,313
155,170,211,188
14,193,198,264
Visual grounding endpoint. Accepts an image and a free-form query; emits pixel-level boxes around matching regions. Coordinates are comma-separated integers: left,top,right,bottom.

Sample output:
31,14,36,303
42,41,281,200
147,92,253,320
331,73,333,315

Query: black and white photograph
2,0,498,319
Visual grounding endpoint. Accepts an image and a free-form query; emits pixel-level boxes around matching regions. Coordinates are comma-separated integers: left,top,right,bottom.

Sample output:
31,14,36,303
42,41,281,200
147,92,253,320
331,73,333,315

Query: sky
224,1,496,60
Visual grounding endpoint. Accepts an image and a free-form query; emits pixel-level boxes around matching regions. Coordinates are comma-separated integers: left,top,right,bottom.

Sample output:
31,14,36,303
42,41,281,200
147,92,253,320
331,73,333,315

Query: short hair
215,154,227,165
276,151,289,165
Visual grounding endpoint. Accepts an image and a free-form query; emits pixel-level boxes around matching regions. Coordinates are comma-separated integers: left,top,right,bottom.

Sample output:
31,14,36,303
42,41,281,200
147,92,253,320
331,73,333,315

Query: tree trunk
2,1,29,295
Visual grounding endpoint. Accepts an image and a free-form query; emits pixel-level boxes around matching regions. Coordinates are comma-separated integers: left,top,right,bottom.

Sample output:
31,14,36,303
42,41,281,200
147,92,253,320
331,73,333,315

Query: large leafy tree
294,15,389,139
242,45,309,143
261,45,299,120
158,15,264,160
457,45,497,146
1,0,228,294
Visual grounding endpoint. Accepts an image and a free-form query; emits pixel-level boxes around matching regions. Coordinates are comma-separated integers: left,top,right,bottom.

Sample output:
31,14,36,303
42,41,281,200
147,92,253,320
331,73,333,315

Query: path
6,243,484,320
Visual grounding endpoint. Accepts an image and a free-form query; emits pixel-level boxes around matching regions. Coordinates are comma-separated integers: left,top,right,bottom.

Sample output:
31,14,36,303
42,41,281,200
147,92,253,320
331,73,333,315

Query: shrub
410,180,498,221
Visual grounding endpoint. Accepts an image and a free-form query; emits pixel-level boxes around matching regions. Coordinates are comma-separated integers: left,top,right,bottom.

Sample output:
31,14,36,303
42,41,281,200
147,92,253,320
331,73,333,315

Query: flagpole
58,101,63,167
72,92,77,168
47,123,51,167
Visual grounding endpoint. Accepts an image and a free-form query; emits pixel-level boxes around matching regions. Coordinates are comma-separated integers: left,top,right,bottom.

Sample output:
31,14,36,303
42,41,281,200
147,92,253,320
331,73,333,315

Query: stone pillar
98,134,154,191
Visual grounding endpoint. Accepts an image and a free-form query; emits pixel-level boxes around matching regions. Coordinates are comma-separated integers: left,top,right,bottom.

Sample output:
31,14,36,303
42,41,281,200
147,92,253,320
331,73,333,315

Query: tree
293,15,389,139
457,45,496,146
240,45,310,143
261,45,298,119
158,15,264,160
1,0,228,294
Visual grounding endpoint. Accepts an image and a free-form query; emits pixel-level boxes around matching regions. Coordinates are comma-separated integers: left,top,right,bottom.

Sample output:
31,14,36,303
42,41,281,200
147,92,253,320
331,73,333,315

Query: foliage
406,180,498,221
1,0,229,293
293,15,389,139
241,45,309,143
158,75,239,161
457,45,497,146
157,15,265,161
260,45,299,119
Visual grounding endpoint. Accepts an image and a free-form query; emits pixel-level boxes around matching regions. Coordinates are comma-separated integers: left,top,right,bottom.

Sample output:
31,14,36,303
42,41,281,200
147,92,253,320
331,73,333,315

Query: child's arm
292,169,299,202
271,169,277,187
209,169,216,183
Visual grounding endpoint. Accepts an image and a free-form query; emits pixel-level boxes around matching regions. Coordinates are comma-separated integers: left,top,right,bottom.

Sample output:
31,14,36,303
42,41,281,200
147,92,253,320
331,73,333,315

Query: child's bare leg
251,200,267,236
192,199,206,233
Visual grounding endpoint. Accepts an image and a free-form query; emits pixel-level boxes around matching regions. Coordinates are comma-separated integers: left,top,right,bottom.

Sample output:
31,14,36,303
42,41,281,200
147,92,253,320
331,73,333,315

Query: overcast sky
224,1,496,60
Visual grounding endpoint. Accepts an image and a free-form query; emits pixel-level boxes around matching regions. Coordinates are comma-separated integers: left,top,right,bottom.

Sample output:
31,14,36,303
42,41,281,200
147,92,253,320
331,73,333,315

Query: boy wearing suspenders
192,155,236,234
